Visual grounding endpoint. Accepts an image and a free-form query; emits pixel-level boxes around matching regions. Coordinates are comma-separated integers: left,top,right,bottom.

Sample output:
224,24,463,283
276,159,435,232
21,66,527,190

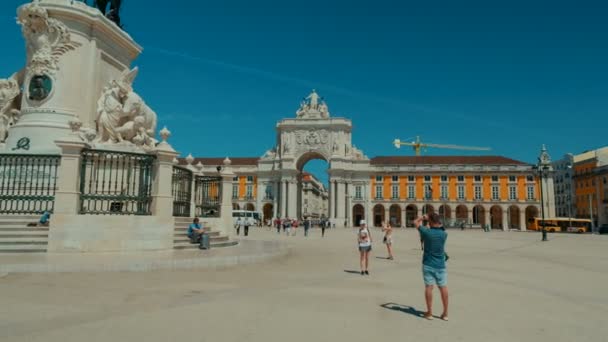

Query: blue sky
1,0,607,184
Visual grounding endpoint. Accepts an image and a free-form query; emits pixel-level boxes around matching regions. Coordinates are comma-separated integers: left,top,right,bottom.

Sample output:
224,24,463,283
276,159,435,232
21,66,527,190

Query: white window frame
392,185,399,199
375,185,383,199
355,185,362,199
492,185,499,200
474,186,482,200
527,186,535,200
458,185,465,199
509,186,517,200
408,185,415,199
441,185,448,199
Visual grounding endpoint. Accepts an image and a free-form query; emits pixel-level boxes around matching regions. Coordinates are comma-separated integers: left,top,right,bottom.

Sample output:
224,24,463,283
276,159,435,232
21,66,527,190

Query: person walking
414,213,449,321
357,220,372,275
382,221,394,260
235,217,243,236
284,217,292,236
321,219,327,237
275,217,281,234
304,218,311,237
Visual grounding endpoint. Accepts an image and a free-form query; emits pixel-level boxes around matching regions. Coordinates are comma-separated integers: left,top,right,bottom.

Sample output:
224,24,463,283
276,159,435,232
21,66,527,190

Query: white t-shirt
358,228,371,247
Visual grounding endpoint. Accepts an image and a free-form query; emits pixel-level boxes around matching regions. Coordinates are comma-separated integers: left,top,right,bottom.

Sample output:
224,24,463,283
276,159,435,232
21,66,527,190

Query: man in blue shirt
415,212,449,321
188,218,206,243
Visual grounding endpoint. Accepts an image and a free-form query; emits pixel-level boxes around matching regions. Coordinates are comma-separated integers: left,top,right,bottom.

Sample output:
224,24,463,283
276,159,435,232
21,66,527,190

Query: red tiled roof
370,156,528,166
178,157,259,166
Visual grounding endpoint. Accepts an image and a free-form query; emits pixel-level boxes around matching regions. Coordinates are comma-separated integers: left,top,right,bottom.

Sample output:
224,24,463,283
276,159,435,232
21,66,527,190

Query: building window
392,185,399,199
265,185,273,200
474,186,482,200
474,175,482,182
392,175,399,182
425,185,432,199
458,185,465,199
457,175,465,182
492,186,499,200
355,186,362,199
375,185,383,199
375,175,383,182
247,176,254,182
408,175,415,182
527,186,535,200
491,175,499,182
441,175,448,182
233,176,238,181
246,184,253,199
424,175,431,182
232,184,238,199
509,175,516,182
509,186,517,200
441,185,448,199
527,175,534,182
408,185,415,199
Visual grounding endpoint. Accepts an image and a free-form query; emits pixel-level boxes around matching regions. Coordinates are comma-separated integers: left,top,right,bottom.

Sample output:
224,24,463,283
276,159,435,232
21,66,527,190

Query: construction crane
393,136,491,156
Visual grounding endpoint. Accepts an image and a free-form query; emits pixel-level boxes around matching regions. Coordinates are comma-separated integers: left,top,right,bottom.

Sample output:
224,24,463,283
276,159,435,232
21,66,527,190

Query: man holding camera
414,212,449,321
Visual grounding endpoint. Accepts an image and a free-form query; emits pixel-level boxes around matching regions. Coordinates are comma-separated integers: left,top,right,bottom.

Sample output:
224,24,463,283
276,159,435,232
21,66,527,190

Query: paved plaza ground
1,227,607,342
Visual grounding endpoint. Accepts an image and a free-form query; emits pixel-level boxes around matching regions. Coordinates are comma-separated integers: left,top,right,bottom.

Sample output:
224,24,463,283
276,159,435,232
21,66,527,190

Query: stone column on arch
467,205,474,227
280,180,287,218
288,179,298,219
501,206,509,231
519,206,527,231
336,181,346,228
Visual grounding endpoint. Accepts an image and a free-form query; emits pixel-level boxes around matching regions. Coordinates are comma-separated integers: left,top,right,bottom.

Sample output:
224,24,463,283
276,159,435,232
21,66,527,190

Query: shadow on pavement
344,270,362,274
380,303,425,319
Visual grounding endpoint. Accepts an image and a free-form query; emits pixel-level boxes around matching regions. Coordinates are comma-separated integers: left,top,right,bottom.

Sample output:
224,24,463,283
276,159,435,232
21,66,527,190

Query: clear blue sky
2,0,607,184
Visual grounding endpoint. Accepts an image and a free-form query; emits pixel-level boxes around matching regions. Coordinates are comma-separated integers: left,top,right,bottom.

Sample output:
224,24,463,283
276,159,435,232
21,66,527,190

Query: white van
232,210,257,227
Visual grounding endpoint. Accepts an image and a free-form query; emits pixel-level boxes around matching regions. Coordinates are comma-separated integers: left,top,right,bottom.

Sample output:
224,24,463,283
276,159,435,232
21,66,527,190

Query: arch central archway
296,152,330,222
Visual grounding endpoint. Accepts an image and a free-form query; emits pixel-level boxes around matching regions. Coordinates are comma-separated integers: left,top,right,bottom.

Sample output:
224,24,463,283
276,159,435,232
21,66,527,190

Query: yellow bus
527,217,592,233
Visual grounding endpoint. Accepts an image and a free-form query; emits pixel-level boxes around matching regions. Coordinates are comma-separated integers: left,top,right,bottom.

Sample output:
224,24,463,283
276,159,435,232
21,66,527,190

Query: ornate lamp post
533,163,550,242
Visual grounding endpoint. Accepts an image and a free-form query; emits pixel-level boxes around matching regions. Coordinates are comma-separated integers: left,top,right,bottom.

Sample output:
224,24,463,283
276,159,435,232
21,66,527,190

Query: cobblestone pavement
1,228,607,342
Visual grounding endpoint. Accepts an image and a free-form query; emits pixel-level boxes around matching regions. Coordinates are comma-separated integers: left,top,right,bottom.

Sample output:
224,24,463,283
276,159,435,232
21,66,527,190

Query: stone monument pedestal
4,0,141,154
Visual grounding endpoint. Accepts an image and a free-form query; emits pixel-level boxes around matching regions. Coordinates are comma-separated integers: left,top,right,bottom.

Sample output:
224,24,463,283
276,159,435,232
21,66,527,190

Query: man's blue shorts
422,265,447,287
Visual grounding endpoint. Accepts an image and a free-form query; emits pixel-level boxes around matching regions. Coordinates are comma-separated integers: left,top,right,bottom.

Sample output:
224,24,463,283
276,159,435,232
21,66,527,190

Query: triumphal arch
257,90,369,227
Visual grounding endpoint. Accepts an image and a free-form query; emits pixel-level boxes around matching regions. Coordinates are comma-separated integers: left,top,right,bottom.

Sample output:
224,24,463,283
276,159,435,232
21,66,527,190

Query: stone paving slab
0,228,607,342
0,239,287,273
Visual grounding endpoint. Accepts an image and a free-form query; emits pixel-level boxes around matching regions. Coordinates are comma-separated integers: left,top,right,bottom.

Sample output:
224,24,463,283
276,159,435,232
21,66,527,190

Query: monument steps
0,217,49,253
173,217,237,250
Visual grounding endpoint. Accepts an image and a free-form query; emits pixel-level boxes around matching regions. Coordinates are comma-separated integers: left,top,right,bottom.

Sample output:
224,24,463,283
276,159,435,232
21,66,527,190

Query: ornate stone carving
294,129,330,147
295,90,330,119
539,144,552,165
96,67,158,150
18,3,82,76
262,147,277,159
0,73,22,143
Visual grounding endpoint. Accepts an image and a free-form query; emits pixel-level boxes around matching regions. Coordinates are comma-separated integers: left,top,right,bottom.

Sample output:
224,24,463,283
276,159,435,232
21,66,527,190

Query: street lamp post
534,163,549,242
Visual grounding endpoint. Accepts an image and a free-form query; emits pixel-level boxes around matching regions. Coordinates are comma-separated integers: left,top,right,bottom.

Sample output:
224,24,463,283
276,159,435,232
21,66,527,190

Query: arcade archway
405,204,418,227
490,205,503,229
263,203,273,223
389,204,402,227
373,204,385,227
352,204,365,227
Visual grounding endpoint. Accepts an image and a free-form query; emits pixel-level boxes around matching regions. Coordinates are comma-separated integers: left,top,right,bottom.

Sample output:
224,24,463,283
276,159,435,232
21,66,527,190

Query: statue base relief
3,0,142,154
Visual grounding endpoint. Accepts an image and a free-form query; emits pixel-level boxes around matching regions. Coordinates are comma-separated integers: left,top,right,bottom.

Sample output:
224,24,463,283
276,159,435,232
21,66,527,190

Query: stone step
0,227,49,232
0,249,48,254
0,240,48,246
173,240,238,250
0,221,43,226
0,215,40,221
173,236,229,244
0,244,48,252
173,230,220,237
0,233,49,238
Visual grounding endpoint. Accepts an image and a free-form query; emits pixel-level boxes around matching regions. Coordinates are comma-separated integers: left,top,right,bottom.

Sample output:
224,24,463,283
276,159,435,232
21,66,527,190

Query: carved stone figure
306,89,320,109
18,3,82,76
96,67,157,147
0,73,22,143
296,90,331,119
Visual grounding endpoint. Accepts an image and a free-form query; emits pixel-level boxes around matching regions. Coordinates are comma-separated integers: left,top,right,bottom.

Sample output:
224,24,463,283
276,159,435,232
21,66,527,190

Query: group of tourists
271,217,330,237
357,213,449,321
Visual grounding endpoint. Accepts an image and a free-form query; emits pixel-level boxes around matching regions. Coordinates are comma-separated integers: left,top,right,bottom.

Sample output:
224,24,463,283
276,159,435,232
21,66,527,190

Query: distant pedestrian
382,221,394,260
414,213,449,321
321,219,327,237
284,217,292,235
304,218,311,237
235,217,243,236
357,220,372,275
275,217,281,234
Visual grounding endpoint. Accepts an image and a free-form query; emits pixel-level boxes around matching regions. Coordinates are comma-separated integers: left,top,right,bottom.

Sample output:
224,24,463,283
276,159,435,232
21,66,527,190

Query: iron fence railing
79,149,155,215
172,166,192,217
194,175,221,217
0,154,60,214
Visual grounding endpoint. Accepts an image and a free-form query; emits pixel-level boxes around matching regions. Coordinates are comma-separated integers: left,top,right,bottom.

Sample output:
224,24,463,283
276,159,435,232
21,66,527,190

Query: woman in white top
382,221,394,260
357,220,372,275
